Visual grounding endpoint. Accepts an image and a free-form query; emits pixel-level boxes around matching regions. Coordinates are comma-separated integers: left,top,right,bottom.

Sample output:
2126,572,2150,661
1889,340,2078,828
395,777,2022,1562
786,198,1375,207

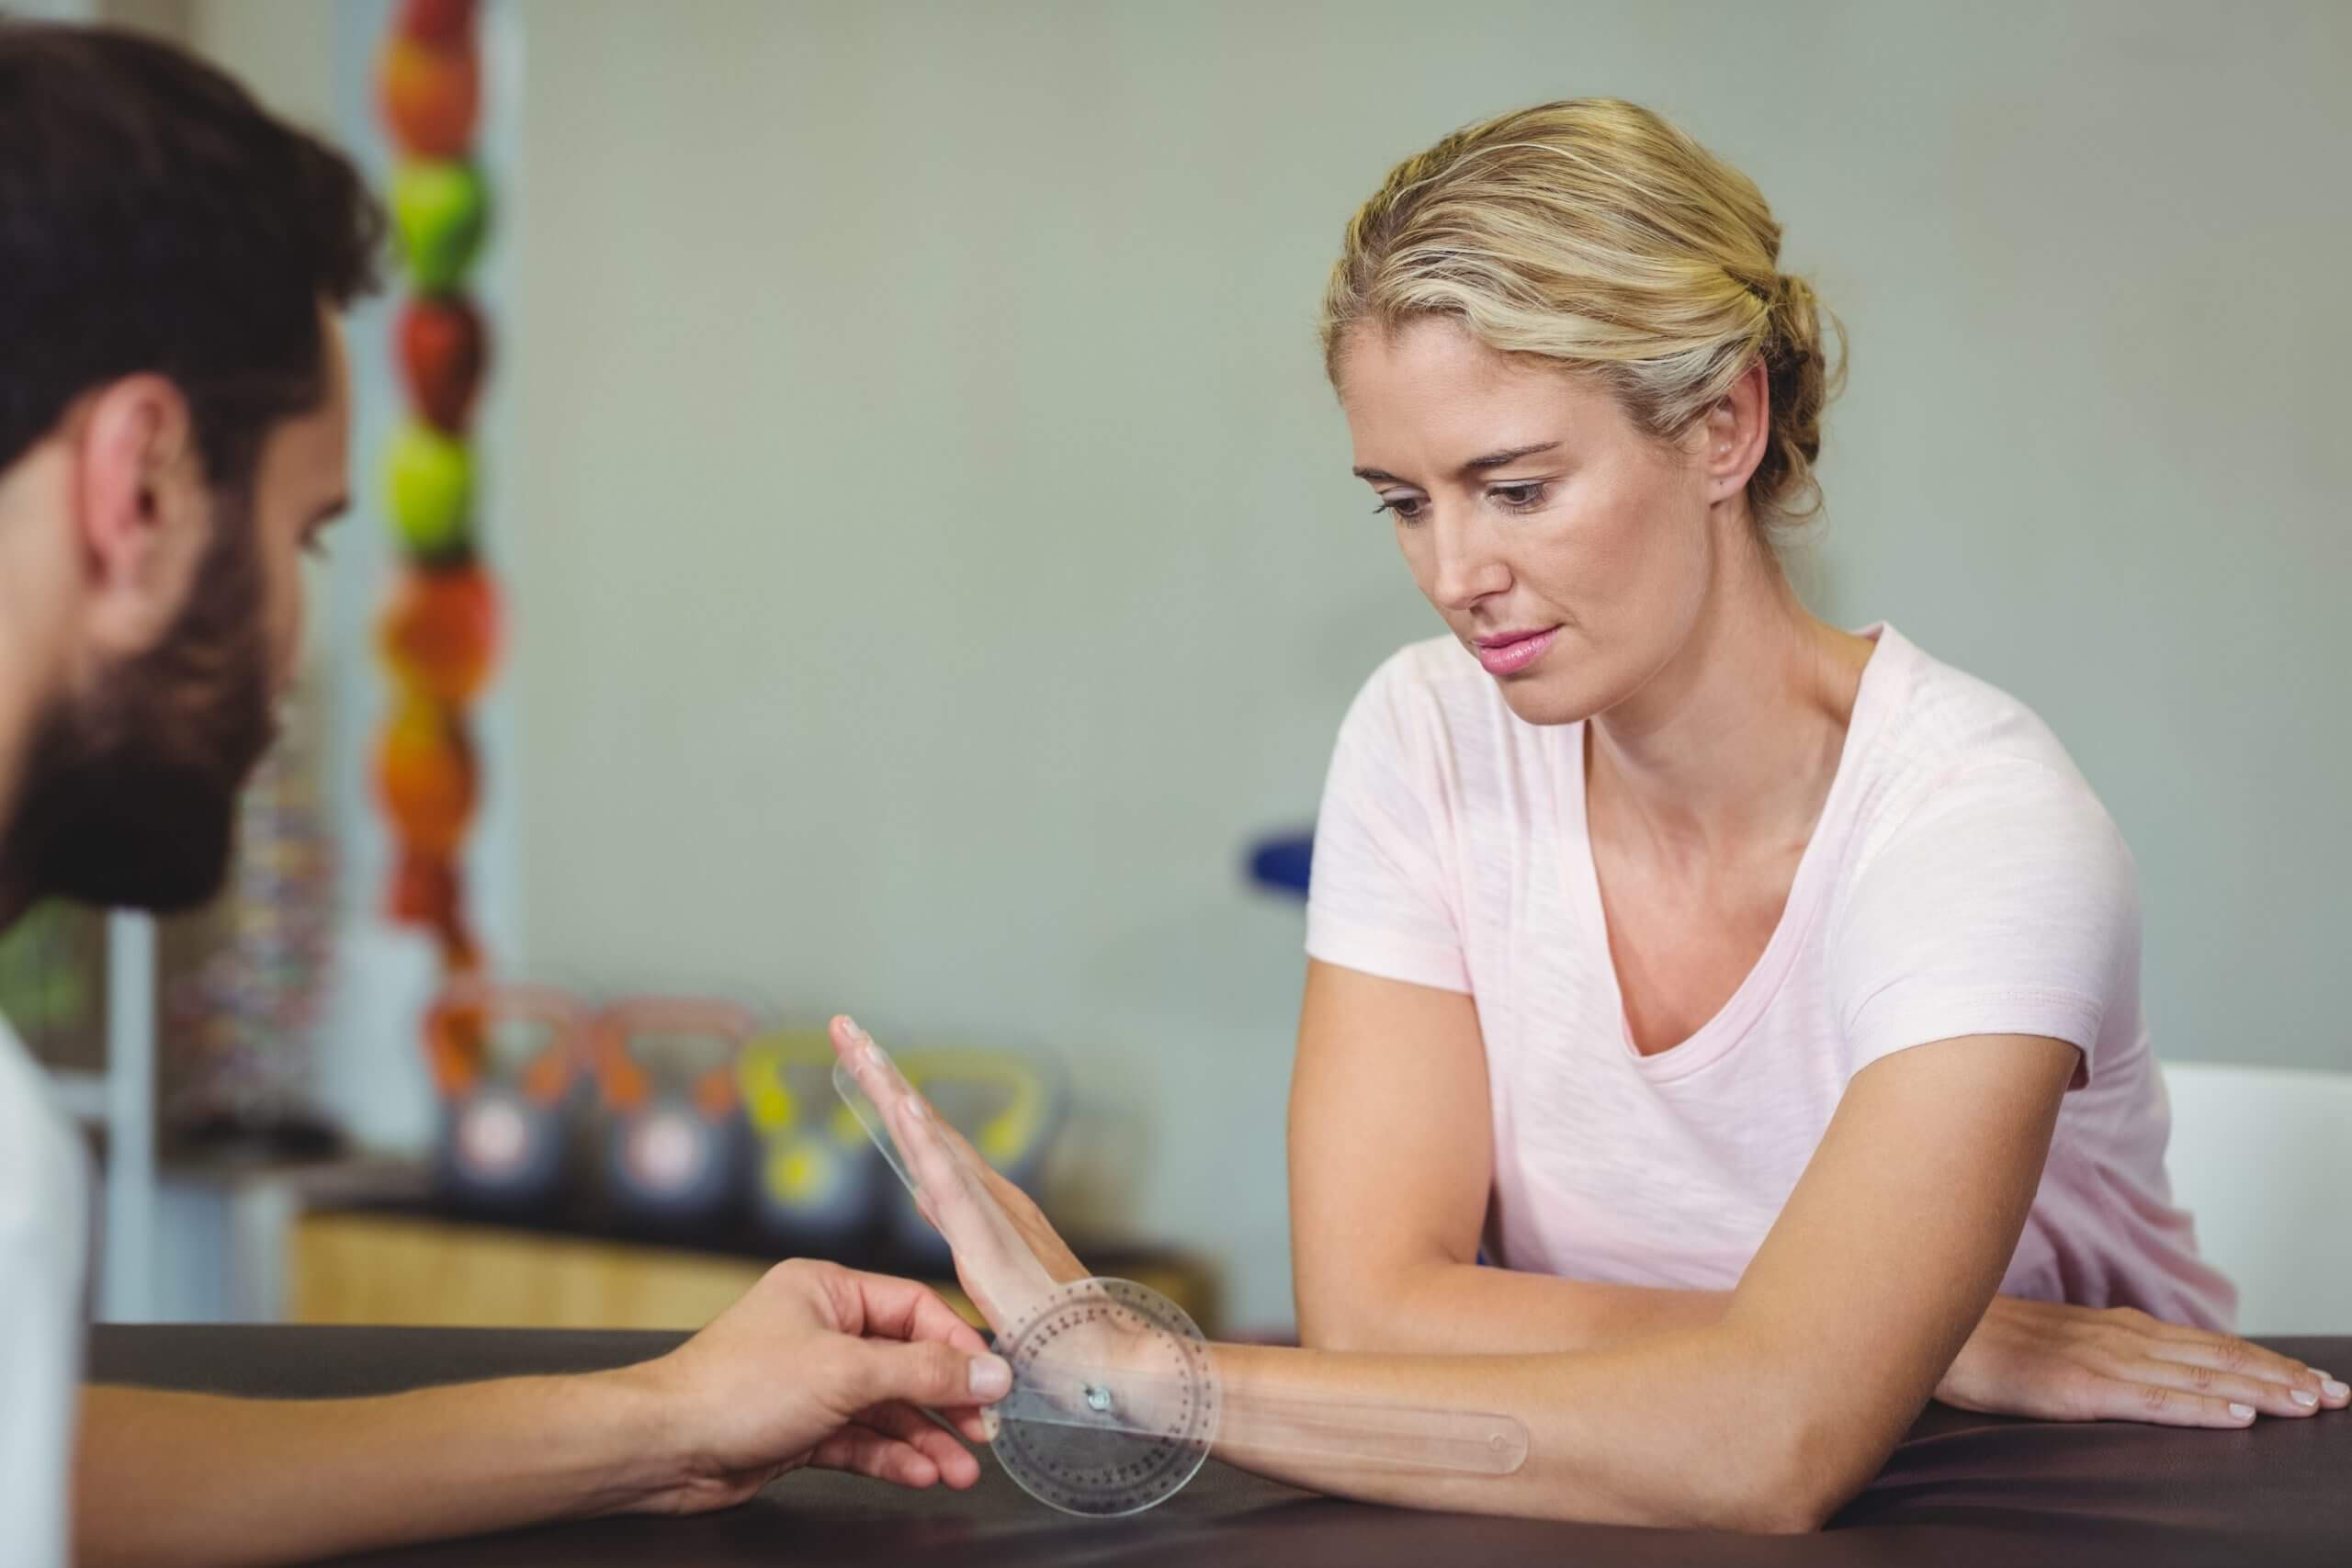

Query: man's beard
1,494,277,916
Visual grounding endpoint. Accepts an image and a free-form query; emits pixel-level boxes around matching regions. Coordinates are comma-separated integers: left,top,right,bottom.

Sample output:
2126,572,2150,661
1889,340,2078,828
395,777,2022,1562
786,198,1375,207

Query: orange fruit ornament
380,31,479,160
379,565,499,704
375,698,478,859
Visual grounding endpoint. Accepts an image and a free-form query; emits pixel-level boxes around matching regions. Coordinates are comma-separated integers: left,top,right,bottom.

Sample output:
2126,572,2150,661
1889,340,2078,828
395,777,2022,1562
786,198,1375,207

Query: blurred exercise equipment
425,981,585,1211
590,996,757,1227
878,1046,1064,1260
738,1028,888,1247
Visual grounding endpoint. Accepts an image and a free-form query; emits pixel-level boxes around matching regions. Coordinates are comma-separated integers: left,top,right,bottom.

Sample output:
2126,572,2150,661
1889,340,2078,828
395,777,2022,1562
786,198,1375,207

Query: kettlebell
738,1028,888,1247
425,981,587,1212
590,996,757,1227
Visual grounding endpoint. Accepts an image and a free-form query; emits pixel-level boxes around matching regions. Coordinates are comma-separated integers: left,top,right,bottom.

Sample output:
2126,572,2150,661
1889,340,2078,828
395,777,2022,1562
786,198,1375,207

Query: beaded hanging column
374,0,501,1038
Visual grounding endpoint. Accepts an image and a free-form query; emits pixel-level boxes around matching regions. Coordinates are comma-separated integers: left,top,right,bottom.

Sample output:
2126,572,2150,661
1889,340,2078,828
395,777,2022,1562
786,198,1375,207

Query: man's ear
74,374,211,655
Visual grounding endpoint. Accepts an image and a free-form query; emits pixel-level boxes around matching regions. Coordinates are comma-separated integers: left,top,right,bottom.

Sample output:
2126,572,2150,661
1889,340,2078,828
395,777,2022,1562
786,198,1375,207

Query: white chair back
2160,1061,2352,1335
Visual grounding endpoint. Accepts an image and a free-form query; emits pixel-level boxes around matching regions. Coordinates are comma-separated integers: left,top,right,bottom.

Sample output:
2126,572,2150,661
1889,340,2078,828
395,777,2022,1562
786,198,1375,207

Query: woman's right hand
1939,1296,2349,1425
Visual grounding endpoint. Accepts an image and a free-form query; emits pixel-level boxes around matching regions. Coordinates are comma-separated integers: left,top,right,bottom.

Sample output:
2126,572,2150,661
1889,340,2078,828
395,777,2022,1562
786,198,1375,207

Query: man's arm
74,1260,1012,1567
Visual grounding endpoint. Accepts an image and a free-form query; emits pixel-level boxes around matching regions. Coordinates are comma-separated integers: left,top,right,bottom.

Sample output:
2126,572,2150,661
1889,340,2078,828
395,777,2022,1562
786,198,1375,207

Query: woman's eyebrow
1459,441,1558,474
1351,442,1560,486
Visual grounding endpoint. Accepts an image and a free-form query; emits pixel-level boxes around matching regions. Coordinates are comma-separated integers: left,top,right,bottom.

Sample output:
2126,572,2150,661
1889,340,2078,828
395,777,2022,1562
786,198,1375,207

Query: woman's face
1338,317,1728,728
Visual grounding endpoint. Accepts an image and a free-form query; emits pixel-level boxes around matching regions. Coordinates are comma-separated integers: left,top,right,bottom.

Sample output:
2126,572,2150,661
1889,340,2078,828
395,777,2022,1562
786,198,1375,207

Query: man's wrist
560,1361,702,1516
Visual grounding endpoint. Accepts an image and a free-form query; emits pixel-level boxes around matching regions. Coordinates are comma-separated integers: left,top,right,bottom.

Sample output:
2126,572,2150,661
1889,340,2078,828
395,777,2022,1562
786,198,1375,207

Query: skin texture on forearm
1203,1325,1872,1532
74,1374,670,1568
1313,1256,1731,1356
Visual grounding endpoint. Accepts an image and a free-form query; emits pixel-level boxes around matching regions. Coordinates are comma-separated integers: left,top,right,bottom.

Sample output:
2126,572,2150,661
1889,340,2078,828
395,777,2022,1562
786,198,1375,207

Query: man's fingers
860,1400,984,1488
850,1336,1012,1413
809,1424,942,1488
934,1403,995,1445
840,1267,991,1355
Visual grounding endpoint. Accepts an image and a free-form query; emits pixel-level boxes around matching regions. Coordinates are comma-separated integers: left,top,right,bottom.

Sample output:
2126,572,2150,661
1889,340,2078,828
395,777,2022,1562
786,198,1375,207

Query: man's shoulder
0,1013,82,1239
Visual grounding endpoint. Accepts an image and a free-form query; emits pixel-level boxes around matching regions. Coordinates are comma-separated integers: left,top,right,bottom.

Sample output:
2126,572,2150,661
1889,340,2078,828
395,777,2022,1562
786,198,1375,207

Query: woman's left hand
829,1016,1088,1331
1939,1295,2350,1425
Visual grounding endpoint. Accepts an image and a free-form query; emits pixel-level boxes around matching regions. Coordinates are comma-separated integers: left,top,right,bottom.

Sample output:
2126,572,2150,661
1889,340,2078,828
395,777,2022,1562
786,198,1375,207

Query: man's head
0,21,380,916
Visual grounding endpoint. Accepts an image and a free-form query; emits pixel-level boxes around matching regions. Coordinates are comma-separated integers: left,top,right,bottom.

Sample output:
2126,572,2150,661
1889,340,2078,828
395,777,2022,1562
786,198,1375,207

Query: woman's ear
1702,358,1771,505
73,374,212,655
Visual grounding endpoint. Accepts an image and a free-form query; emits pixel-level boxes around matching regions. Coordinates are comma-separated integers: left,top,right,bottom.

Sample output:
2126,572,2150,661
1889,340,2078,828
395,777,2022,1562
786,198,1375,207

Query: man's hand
614,1258,1013,1514
1939,1295,2348,1425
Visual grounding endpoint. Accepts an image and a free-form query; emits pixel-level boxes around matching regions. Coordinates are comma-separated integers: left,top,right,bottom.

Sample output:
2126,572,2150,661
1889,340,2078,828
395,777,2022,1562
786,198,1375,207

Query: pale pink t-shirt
1306,624,2234,1329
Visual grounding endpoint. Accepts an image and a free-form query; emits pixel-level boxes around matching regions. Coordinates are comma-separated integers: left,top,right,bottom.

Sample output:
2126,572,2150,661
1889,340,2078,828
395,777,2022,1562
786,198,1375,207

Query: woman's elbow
1700,1412,1880,1534
1295,1268,1466,1355
1295,1293,1390,1354
1294,1261,1428,1353
1706,1479,1845,1536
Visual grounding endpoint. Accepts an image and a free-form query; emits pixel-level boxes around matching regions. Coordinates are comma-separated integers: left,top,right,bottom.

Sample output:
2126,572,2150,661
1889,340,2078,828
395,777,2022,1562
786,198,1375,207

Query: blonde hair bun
1323,99,1847,530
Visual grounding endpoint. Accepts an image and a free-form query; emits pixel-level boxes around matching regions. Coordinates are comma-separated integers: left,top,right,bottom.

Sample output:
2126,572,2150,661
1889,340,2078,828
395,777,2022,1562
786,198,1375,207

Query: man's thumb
854,1338,1012,1408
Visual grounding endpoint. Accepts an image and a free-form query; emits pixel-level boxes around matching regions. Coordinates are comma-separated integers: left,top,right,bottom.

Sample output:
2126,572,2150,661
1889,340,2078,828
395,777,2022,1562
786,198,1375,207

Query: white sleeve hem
1305,913,1472,995
1847,986,2104,1087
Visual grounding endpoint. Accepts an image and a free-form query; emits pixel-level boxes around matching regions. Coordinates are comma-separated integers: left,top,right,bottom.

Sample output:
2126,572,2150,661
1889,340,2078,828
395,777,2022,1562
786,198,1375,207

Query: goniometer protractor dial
988,1277,1221,1517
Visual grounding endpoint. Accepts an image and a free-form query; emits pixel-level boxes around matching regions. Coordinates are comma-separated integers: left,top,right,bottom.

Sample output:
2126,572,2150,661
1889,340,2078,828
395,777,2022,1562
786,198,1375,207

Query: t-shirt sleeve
1303,656,1471,994
0,1039,86,1568
1830,759,2138,1087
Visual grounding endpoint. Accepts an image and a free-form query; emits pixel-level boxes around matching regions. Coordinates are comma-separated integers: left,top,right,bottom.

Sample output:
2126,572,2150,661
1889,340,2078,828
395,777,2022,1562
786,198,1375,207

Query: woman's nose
1427,512,1510,612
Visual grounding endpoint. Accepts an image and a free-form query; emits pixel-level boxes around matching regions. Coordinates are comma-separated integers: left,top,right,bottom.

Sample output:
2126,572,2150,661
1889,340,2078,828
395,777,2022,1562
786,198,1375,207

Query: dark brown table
90,1325,2352,1566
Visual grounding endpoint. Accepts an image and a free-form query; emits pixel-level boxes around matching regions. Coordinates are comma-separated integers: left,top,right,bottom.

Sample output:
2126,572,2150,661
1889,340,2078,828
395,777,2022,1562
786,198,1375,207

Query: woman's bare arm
842,1014,2194,1531
1290,960,2343,1427
1289,957,1725,1356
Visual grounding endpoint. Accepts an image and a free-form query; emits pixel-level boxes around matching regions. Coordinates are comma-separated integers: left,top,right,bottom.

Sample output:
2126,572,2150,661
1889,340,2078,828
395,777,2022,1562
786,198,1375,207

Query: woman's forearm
75,1373,675,1567
1310,1257,1730,1357
1205,1326,1877,1532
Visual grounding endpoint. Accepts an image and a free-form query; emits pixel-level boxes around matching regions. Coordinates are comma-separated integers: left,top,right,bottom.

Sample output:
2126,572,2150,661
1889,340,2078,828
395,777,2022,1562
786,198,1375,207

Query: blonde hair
1321,99,1845,532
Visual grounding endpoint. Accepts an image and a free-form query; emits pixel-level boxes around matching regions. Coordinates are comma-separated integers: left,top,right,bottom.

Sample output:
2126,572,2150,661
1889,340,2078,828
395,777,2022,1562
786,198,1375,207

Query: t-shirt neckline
1558,622,1913,1081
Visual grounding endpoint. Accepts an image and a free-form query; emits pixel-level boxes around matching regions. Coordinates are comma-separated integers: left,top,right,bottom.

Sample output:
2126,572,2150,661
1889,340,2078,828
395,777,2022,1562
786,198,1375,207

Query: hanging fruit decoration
374,0,499,999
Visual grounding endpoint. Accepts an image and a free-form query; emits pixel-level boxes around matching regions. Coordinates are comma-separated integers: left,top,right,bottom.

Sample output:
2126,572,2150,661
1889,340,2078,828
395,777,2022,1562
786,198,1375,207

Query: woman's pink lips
1473,626,1560,676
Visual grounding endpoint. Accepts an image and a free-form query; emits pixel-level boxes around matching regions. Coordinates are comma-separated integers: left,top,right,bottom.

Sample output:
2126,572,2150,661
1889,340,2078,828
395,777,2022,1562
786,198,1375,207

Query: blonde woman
833,100,2345,1530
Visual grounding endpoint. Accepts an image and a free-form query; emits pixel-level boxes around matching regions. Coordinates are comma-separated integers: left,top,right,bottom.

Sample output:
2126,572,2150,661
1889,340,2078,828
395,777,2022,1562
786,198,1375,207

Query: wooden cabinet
290,1209,1220,1334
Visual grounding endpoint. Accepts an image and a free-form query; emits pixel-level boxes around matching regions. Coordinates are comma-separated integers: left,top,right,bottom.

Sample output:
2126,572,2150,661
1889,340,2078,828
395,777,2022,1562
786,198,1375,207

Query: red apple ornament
398,0,478,51
397,297,488,434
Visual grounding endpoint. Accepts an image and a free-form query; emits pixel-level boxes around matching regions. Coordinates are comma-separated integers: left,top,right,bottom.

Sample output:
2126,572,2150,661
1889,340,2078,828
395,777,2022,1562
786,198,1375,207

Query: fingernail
2324,1379,2349,1402
969,1354,1012,1398
2292,1387,2319,1407
840,1016,870,1045
2229,1402,2256,1420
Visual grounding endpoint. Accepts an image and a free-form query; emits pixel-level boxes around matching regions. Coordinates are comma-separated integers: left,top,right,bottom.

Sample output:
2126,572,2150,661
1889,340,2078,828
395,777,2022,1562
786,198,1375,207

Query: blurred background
6,0,2346,1337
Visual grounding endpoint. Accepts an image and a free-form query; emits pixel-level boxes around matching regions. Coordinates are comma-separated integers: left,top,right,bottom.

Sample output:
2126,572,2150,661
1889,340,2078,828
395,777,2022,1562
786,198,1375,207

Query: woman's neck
1586,530,1872,866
